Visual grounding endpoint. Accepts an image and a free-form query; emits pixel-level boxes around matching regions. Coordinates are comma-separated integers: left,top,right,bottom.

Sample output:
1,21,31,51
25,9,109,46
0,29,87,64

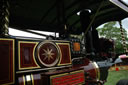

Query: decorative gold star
42,48,54,61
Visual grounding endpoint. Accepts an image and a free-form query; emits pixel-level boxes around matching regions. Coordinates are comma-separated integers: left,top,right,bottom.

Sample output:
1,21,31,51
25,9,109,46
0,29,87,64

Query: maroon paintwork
73,58,99,82
58,44,71,65
19,42,39,69
0,39,14,84
19,41,72,69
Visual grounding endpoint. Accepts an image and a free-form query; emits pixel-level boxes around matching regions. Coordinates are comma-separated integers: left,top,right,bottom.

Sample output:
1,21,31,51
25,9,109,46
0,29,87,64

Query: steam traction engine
0,35,112,85
0,38,105,85
0,0,114,85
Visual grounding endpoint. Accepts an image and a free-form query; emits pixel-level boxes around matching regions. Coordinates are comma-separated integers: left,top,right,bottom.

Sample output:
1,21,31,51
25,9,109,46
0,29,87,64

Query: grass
104,70,128,85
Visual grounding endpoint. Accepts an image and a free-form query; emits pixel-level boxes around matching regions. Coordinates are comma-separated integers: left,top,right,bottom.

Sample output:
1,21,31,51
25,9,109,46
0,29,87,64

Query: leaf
97,21,128,54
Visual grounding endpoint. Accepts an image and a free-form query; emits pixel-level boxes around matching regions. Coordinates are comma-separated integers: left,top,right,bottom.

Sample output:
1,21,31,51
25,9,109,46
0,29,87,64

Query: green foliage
97,21,128,54
105,70,128,85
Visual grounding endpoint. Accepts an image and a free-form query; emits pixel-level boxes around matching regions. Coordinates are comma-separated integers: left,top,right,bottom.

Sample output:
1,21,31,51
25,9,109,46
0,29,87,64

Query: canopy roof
9,0,128,34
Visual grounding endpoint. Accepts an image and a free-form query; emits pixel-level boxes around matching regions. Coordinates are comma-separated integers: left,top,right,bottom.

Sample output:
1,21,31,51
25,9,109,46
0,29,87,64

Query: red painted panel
73,58,98,79
0,39,14,84
51,70,85,85
58,44,71,65
19,42,39,69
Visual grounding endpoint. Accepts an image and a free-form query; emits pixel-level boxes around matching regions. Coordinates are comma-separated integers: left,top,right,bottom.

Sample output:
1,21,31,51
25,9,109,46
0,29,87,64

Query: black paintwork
9,0,128,34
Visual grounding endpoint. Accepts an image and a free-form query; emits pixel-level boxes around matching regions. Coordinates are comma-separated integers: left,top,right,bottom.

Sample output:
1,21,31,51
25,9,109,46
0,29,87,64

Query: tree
97,21,128,54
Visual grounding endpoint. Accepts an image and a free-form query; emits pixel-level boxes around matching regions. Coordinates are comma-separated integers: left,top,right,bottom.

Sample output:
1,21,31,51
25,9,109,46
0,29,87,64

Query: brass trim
92,62,100,80
50,73,69,79
31,74,34,85
0,38,15,85
23,75,26,85
18,41,40,70
70,70,84,74
16,65,72,74
56,43,72,66
37,41,60,67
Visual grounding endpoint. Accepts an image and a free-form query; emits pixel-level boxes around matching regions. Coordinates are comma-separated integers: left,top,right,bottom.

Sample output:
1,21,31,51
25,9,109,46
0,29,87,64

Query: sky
116,18,128,32
9,28,45,38
9,28,57,39
122,18,128,31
